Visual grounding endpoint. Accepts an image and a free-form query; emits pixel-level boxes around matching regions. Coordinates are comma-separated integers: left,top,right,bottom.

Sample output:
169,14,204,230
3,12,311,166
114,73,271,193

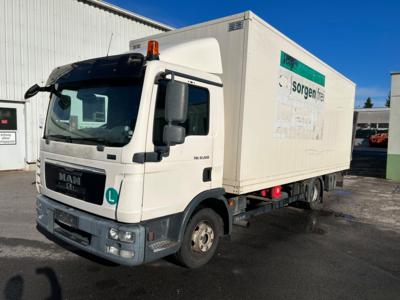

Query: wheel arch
178,188,231,243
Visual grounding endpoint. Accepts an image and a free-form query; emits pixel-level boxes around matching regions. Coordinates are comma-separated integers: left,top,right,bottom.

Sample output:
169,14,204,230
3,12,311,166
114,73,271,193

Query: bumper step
148,240,178,253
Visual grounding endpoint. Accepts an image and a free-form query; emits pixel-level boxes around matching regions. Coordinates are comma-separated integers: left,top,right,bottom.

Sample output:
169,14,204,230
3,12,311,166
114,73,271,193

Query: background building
354,108,390,147
0,0,171,170
387,72,400,180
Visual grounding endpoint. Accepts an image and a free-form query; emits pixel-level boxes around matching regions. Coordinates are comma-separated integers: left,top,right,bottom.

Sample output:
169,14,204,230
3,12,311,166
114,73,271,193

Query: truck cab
31,39,229,268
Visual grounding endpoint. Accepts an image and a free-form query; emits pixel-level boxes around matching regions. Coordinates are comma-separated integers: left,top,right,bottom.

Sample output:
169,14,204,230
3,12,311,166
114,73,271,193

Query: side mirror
163,125,186,146
165,80,188,123
24,84,41,99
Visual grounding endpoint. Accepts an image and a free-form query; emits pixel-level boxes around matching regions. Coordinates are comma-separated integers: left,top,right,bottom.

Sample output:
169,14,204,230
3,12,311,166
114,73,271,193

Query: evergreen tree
385,92,391,107
363,97,373,108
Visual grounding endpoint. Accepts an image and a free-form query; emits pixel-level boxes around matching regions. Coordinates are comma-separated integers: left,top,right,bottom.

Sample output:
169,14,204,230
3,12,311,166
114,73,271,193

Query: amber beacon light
146,40,160,60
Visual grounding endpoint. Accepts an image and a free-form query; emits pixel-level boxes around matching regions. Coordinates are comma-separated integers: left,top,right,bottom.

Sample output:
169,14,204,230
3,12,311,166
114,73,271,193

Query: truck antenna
106,32,114,56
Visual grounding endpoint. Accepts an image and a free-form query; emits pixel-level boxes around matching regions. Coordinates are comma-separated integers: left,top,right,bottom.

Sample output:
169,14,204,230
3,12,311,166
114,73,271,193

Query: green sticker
105,188,119,205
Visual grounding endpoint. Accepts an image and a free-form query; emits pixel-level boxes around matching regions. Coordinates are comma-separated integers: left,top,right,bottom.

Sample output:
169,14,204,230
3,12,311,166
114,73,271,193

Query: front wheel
175,208,223,268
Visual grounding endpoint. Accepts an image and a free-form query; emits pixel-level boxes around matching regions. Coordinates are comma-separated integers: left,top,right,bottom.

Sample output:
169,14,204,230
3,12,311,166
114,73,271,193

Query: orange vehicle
369,133,388,147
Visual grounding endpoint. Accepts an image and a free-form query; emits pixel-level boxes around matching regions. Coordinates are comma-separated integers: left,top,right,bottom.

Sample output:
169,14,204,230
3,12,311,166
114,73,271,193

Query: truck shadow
3,267,61,300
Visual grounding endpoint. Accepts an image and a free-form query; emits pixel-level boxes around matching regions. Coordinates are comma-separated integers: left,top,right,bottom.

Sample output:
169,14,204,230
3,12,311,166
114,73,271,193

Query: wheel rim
311,181,320,203
191,221,215,253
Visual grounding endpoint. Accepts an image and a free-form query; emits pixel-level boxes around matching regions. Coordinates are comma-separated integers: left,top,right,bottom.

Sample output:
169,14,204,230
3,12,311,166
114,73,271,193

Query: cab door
141,75,214,221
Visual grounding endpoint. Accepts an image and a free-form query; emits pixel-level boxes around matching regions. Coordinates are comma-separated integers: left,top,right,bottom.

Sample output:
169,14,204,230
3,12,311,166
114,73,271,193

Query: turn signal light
146,40,160,60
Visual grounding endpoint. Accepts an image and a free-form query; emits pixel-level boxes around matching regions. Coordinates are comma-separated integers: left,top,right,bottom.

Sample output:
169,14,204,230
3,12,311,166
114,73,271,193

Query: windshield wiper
71,137,104,143
45,135,115,147
46,134,72,142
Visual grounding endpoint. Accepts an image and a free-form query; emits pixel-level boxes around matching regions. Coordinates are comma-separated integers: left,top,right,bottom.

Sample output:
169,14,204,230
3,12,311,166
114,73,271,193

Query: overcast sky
110,0,399,108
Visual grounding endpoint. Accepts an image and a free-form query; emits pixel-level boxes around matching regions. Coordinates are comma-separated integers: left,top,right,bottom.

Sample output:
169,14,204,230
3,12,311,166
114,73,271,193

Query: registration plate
54,209,78,228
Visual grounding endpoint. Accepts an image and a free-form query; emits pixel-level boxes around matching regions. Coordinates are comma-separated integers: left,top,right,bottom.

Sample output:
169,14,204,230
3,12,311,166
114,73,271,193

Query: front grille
45,163,106,205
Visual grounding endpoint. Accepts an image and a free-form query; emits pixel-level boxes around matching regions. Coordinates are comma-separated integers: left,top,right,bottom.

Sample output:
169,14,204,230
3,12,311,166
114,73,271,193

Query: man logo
59,172,81,186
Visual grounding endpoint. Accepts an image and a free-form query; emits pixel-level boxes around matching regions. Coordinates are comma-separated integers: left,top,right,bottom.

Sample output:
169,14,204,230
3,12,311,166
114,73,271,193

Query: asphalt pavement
1,150,400,300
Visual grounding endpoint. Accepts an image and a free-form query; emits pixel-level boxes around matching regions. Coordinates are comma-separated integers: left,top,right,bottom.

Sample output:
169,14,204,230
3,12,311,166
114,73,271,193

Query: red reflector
271,185,282,199
1,119,8,124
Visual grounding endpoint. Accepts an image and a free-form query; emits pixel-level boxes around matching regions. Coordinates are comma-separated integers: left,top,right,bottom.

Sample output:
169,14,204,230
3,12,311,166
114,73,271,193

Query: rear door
141,76,213,220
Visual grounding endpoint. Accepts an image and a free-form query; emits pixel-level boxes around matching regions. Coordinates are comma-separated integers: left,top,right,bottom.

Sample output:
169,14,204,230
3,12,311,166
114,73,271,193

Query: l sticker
105,188,119,205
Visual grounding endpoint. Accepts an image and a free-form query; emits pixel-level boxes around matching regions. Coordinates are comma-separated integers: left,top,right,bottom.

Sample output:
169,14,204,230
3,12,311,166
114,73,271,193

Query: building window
357,123,368,129
378,123,389,129
0,108,17,130
153,80,210,146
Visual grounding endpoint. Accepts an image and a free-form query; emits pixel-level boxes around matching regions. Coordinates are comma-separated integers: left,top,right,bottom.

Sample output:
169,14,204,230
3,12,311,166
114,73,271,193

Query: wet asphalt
1,149,400,300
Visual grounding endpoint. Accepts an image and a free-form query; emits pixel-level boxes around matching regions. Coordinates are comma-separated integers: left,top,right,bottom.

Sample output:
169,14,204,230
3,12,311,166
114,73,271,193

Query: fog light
106,245,119,256
119,250,135,258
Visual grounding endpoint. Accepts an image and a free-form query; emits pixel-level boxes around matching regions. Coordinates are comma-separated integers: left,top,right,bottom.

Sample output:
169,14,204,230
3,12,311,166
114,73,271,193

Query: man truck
26,11,355,268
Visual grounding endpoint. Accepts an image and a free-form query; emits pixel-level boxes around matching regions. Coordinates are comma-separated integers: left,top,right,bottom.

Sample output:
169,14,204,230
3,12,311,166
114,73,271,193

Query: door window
153,80,210,146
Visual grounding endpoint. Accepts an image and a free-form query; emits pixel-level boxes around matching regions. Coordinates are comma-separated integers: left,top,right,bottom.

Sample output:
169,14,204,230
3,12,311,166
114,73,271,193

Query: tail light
271,185,282,199
260,189,269,197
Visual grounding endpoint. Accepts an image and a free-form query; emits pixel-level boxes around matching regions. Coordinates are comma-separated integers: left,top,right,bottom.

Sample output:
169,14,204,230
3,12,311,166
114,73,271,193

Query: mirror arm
155,146,170,158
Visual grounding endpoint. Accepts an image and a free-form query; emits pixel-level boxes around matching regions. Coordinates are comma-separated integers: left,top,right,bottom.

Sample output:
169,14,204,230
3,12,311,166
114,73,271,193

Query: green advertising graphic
280,51,325,87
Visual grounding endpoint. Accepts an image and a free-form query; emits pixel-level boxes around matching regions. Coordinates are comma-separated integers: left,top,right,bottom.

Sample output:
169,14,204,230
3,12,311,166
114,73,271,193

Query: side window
82,96,106,122
153,80,210,146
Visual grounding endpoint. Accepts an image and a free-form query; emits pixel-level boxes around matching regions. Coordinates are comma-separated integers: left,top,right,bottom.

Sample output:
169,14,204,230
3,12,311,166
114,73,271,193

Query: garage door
0,102,26,170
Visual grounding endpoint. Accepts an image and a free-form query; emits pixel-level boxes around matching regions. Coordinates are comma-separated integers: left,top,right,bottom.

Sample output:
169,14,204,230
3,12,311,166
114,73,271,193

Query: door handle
203,167,212,182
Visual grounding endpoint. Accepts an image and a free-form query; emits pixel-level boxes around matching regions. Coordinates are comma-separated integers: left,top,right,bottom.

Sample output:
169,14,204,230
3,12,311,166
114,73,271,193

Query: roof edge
80,0,174,31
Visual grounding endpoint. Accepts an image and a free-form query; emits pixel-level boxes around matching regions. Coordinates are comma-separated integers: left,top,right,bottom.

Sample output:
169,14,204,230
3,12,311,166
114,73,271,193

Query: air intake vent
131,43,141,50
228,21,244,32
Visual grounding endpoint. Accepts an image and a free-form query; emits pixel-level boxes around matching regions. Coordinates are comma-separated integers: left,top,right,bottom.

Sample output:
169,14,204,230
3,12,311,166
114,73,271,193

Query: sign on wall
0,132,16,145
274,51,325,140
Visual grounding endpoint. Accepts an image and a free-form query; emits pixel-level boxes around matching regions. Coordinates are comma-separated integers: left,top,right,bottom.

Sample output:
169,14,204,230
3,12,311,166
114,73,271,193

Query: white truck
26,11,355,268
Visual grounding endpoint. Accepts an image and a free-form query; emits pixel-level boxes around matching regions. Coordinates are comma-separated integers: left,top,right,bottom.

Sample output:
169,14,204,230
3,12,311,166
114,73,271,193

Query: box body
130,11,355,194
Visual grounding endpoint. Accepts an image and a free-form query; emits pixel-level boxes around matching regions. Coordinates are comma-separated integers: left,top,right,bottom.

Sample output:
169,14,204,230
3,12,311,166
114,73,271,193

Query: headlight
108,228,135,243
108,228,119,240
118,231,135,243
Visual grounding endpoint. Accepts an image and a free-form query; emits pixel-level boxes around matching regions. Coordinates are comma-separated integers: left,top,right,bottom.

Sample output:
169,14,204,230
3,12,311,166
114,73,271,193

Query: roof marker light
146,40,159,61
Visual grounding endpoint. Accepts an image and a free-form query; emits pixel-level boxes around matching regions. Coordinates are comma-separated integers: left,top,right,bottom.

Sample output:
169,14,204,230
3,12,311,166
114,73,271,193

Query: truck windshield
44,79,143,147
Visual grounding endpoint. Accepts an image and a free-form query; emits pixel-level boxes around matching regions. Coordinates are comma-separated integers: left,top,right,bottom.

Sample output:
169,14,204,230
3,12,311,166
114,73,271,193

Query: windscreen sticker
105,187,119,205
274,51,325,140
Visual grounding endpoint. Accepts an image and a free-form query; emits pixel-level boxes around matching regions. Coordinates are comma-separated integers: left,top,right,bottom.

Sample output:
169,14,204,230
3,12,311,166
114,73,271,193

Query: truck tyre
176,208,223,268
306,178,323,211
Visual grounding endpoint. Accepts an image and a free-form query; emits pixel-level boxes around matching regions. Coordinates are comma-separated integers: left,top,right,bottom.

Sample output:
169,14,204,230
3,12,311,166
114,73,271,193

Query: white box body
130,11,355,194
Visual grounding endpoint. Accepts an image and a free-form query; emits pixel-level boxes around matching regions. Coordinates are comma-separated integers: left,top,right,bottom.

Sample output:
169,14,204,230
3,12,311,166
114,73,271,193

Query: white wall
0,0,169,165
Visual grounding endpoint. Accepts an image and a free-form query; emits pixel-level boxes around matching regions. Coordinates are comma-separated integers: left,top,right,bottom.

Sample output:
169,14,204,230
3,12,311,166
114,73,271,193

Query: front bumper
36,194,146,266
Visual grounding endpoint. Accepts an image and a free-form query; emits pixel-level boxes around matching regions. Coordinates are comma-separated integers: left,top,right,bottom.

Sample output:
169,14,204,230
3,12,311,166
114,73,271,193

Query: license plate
54,209,78,228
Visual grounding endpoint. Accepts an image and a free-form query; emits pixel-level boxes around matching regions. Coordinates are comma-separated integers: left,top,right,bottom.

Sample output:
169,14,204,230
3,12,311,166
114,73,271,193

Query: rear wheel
306,178,323,210
175,208,223,268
